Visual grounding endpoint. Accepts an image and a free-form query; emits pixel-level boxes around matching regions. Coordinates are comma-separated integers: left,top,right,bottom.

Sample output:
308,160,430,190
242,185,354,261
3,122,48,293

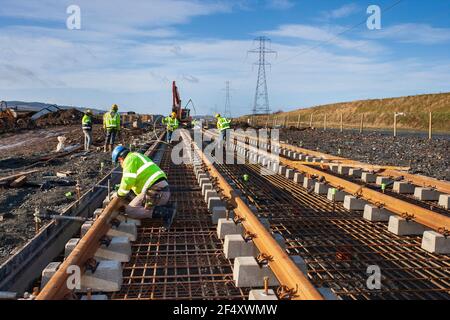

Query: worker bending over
162,112,179,143
215,113,231,143
103,104,121,152
112,146,176,230
81,109,93,152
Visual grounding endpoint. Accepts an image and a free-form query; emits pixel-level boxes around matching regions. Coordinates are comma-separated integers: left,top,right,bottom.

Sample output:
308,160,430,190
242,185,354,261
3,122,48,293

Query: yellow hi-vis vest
217,117,231,131
162,116,179,132
82,115,92,130
117,152,167,197
103,111,120,130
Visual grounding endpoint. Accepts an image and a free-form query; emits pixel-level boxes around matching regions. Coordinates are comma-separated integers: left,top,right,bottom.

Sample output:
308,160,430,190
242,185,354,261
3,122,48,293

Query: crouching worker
112,146,176,230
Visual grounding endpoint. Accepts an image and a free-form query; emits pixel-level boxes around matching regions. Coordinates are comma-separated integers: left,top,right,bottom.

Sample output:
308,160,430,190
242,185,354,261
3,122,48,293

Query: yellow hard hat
86,109,92,115
111,104,119,111
171,112,177,117
215,113,221,118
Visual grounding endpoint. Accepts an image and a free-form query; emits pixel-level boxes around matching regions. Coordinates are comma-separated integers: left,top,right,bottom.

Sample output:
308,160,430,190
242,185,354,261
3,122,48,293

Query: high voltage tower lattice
223,81,232,118
248,36,276,115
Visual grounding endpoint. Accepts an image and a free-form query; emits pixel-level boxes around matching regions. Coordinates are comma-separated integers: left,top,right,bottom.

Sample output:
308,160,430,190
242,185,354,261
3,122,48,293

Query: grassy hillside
238,93,450,133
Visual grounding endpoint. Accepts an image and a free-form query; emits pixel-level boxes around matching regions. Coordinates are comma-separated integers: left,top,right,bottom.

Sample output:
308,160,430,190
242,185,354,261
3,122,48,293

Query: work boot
152,205,176,230
103,145,107,153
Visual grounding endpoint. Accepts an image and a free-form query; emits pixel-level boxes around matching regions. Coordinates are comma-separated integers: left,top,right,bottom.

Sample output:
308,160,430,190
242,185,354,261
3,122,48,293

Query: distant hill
238,93,450,133
5,101,103,113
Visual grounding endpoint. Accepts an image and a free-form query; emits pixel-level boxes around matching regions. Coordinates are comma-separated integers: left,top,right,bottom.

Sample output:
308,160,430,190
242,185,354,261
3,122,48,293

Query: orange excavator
172,81,193,126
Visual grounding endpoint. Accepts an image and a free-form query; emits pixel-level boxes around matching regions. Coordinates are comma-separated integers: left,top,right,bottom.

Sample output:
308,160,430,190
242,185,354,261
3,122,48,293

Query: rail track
2,128,449,300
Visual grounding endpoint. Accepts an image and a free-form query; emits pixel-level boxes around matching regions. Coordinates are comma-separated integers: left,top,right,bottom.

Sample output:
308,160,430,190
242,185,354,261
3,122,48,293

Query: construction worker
103,104,121,152
162,112,179,143
112,146,176,229
215,113,231,143
82,109,93,152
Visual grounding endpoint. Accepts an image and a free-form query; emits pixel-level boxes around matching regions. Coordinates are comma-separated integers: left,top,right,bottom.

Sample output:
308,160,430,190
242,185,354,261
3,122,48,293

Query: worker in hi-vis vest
81,109,93,152
103,104,121,153
112,146,176,230
162,112,179,143
215,113,231,142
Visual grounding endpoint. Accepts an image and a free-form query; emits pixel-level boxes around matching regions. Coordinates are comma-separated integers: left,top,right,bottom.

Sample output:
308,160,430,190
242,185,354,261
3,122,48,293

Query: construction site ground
0,125,147,264
279,128,450,181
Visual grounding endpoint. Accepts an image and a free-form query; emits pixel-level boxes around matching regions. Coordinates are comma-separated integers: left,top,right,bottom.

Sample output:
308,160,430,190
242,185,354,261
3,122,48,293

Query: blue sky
1,0,450,116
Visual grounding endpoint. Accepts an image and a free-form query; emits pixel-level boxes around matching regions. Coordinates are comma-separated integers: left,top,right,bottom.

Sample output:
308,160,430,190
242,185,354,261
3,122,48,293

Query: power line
277,0,405,64
248,36,277,115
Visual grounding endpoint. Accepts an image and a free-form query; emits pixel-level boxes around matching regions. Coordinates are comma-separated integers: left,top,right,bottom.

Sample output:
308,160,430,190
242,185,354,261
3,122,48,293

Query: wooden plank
0,169,40,183
9,175,27,188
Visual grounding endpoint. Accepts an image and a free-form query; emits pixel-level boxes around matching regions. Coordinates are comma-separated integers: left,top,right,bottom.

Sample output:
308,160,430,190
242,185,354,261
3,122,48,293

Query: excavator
0,101,37,133
171,81,193,127
0,101,62,133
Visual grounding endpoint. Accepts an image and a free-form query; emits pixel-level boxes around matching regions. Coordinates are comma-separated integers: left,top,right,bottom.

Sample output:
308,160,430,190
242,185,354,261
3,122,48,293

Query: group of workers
80,105,231,230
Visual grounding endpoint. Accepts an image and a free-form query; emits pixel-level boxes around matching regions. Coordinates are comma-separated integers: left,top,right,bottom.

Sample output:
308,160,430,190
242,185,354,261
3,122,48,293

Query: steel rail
229,133,450,233
36,133,163,300
182,130,324,300
236,132,450,194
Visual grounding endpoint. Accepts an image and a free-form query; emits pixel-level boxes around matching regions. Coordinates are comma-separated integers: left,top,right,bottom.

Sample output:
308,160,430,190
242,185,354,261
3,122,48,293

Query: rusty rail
36,133,163,300
228,132,450,233
244,133,450,194
182,130,324,300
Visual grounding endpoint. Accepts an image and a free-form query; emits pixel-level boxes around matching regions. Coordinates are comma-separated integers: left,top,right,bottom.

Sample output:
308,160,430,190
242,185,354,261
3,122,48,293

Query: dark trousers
105,129,118,145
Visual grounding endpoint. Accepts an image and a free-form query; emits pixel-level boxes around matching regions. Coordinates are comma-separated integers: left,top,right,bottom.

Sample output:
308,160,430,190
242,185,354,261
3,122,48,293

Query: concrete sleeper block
233,257,279,288
107,221,137,242
224,235,258,259
388,216,426,236
249,289,278,300
217,219,244,239
363,204,392,222
421,231,450,254
343,196,366,211
80,260,123,292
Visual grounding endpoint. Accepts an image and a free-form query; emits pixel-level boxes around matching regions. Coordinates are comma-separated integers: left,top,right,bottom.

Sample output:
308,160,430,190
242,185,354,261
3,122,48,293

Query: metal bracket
243,231,256,242
438,228,449,238
401,212,415,221
111,218,121,228
276,285,298,300
256,253,273,266
100,236,112,247
85,258,99,273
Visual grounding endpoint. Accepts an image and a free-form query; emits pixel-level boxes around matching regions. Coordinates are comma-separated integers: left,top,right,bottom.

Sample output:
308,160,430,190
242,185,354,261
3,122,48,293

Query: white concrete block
343,196,366,211
94,237,132,262
217,219,243,239
438,194,450,209
363,205,392,222
376,176,393,186
421,231,450,254
393,182,415,194
388,216,426,236
233,257,278,288
348,168,362,178
294,172,304,184
285,169,295,180
107,221,137,242
327,188,347,202
414,188,440,201
41,262,61,289
248,289,278,300
278,166,287,176
211,206,228,225
224,235,257,259
81,260,123,292
201,183,213,196
361,172,377,183
207,196,225,211
314,182,329,195
338,166,350,175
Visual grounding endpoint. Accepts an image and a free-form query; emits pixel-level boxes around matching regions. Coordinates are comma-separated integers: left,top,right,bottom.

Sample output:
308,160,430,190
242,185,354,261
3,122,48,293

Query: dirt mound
35,108,84,127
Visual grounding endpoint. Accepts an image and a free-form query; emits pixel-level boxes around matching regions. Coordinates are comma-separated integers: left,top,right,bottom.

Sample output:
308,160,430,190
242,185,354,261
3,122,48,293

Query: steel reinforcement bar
36,133,163,300
181,130,324,300
240,132,450,194
228,131,450,233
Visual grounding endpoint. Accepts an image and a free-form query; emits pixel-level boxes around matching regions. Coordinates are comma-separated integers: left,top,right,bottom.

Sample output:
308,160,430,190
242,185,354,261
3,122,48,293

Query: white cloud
261,24,384,54
322,3,360,19
366,23,450,45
